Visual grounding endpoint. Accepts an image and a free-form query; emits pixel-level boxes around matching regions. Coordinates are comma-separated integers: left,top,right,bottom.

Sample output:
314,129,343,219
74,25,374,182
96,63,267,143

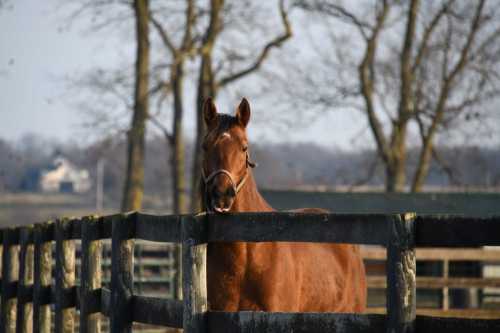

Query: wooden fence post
386,213,416,333
16,226,34,333
0,238,2,328
174,243,183,300
182,215,207,333
55,219,76,333
110,214,135,333
80,216,102,333
33,223,52,333
1,227,19,333
442,259,449,311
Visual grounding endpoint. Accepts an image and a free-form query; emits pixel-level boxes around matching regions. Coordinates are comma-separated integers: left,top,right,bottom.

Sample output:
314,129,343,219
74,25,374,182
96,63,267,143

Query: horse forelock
204,113,243,147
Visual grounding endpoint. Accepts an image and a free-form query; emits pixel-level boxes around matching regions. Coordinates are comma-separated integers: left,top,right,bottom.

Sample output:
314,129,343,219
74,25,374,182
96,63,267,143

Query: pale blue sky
0,1,370,150
1,1,496,150
0,1,126,142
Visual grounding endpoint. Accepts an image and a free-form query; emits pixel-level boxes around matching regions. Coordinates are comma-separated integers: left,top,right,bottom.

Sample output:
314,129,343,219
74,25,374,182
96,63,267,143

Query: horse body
202,98,367,313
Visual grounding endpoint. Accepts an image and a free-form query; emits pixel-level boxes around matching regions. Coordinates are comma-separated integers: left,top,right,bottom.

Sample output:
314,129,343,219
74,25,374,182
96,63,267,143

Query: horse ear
236,97,251,128
203,97,218,128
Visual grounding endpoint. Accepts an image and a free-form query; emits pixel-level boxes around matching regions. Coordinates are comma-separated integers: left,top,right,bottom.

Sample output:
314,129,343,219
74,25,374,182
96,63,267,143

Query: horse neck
230,171,273,213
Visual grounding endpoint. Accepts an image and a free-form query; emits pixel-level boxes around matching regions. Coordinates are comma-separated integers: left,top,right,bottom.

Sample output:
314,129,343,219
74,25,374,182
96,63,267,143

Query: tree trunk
411,140,433,192
386,123,409,193
190,0,224,213
190,55,217,212
385,155,406,193
385,0,419,193
122,0,149,212
171,63,187,214
411,91,449,192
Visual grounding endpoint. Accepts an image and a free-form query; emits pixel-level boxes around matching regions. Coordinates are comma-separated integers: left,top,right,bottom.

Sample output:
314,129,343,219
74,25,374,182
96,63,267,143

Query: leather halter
202,152,256,206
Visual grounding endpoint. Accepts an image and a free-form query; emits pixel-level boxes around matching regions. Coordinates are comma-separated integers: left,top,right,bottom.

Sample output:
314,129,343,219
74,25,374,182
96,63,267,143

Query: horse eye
242,145,248,152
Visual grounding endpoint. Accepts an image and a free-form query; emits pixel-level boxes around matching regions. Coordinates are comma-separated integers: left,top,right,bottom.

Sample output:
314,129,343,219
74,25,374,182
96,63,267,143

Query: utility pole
96,158,105,212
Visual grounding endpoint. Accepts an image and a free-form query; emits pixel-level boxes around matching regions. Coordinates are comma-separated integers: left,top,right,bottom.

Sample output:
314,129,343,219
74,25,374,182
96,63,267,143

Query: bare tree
190,0,293,211
122,0,150,211
297,0,500,192
63,0,189,213
410,0,500,191
63,0,293,212
148,0,197,215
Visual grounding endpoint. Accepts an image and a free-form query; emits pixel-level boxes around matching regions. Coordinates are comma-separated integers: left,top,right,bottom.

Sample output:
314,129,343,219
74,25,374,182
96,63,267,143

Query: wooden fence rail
0,212,499,333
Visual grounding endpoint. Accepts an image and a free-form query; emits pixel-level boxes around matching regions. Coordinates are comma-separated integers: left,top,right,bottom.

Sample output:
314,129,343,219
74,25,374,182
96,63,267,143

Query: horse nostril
212,188,223,199
211,186,235,199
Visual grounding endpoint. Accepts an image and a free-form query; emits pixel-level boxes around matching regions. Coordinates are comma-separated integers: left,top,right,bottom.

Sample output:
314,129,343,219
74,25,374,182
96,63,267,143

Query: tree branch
359,0,392,164
297,1,371,40
442,88,500,126
218,0,292,87
149,12,177,55
446,0,485,83
412,0,454,73
348,153,380,191
181,0,196,53
395,0,419,127
411,1,486,192
149,79,171,97
432,147,462,186
468,25,500,63
149,114,173,145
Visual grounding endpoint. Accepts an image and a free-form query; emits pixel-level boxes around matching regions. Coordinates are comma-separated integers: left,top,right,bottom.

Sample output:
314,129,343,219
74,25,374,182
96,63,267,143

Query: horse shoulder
207,242,248,311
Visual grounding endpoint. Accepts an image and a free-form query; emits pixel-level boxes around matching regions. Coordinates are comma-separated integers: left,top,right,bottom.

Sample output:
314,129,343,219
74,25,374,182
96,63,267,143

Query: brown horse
201,97,366,312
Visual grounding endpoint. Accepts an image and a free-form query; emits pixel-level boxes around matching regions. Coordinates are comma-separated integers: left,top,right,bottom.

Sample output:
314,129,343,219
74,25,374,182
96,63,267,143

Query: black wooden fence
1,212,500,333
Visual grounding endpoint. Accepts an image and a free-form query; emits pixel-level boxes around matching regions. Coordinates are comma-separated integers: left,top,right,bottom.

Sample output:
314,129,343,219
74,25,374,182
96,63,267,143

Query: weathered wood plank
134,213,182,242
132,296,183,328
367,276,500,289
99,215,114,240
80,216,102,333
207,212,389,245
0,236,2,298
52,287,77,308
33,223,52,333
386,213,416,333
16,226,33,333
83,289,102,314
1,228,20,333
416,216,500,247
15,285,32,304
174,243,182,300
68,218,81,240
369,307,500,319
36,223,54,243
261,190,500,217
110,213,135,332
182,216,208,333
100,288,111,317
416,315,500,333
361,247,500,262
208,311,386,333
55,219,76,333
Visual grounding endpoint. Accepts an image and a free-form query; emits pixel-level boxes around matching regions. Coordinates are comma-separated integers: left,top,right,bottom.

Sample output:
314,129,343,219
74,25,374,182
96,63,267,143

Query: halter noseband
202,152,257,205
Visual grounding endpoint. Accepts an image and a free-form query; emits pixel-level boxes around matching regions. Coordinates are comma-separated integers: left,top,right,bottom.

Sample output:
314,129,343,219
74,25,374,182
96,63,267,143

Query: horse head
201,97,256,213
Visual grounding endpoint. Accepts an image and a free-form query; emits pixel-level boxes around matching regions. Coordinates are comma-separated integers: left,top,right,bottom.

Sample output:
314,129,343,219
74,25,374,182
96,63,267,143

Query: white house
39,156,91,193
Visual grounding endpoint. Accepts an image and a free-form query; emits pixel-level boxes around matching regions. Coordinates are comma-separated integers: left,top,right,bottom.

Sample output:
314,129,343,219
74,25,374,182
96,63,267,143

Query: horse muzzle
208,186,236,214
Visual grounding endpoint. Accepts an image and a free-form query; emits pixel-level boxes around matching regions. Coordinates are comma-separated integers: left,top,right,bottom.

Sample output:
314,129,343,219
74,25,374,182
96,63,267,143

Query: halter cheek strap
202,152,257,197
201,168,249,195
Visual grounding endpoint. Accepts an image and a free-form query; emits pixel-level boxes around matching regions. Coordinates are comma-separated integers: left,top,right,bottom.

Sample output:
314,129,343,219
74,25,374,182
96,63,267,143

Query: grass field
0,192,170,227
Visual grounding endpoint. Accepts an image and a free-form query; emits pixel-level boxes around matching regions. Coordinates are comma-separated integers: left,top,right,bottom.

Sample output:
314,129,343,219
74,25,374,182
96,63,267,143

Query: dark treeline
1,134,499,209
